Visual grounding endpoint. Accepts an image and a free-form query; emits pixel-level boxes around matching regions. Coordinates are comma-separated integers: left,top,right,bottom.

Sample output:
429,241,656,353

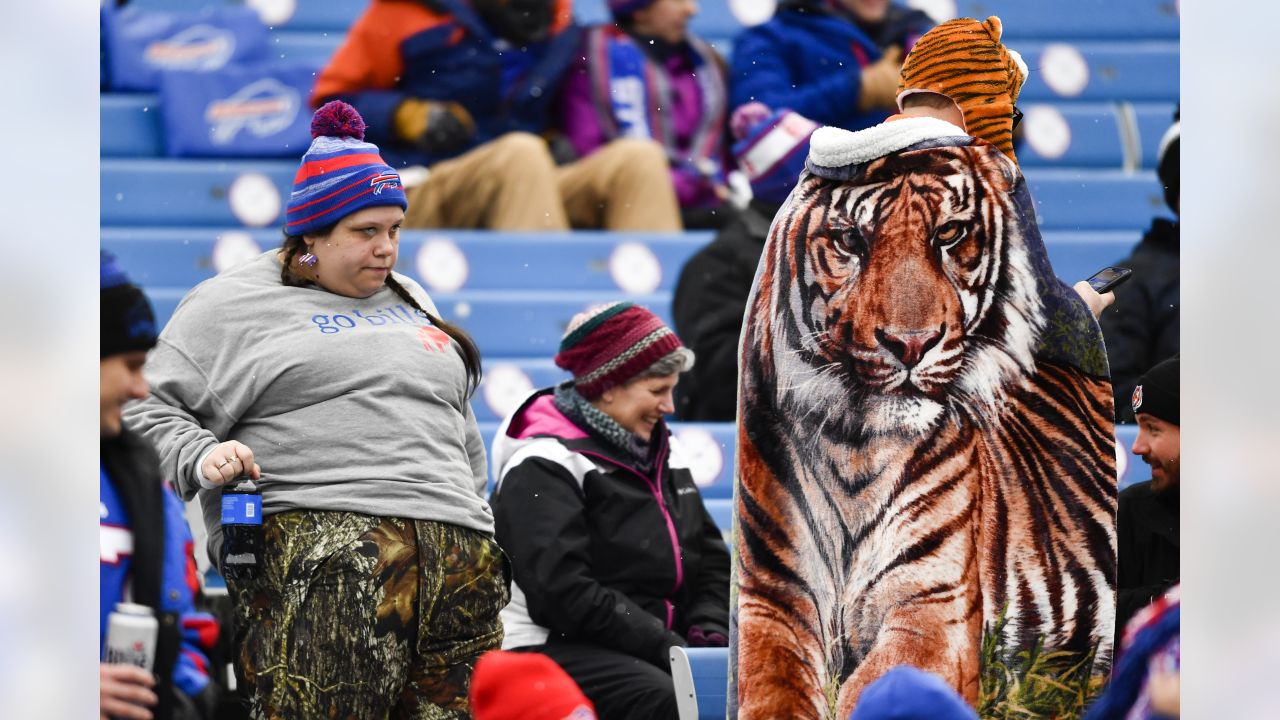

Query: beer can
104,602,158,672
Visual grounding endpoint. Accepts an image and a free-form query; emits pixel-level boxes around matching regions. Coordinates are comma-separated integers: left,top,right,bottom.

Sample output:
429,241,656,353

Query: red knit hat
470,651,596,720
554,302,687,399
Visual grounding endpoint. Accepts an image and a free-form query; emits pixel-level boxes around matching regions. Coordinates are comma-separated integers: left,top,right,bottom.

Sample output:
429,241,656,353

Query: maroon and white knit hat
554,302,687,399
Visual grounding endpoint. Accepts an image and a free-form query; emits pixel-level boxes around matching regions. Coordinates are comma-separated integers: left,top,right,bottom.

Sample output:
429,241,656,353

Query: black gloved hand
652,631,687,671
686,625,729,647
394,98,476,154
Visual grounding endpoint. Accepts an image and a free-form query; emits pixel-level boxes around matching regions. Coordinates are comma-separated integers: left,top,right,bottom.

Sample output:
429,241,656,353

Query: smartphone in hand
1085,266,1133,294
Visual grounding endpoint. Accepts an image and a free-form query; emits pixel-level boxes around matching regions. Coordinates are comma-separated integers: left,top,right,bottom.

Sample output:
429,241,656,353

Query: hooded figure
730,17,1117,720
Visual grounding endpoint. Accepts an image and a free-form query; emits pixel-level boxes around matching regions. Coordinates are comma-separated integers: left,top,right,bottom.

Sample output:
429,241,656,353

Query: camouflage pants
227,511,510,719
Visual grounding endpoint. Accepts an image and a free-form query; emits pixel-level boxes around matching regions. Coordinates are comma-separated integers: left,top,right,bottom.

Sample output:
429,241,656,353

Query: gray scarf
553,382,655,472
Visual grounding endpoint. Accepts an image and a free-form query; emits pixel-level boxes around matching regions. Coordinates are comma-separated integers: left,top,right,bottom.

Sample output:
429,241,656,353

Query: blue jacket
312,0,581,167
102,431,218,717
728,1,933,131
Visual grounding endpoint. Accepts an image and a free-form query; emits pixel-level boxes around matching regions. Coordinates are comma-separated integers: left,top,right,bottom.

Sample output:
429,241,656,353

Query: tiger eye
936,224,961,242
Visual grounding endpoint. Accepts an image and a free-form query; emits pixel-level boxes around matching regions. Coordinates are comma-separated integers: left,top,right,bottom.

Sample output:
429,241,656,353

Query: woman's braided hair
280,231,483,395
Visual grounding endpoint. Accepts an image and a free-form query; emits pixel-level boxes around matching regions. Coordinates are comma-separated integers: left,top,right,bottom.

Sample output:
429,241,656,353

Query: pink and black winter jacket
489,387,730,668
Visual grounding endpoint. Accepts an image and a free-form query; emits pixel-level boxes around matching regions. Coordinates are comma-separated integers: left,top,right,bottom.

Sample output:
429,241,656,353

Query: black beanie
101,251,158,358
1131,355,1178,426
1157,114,1179,213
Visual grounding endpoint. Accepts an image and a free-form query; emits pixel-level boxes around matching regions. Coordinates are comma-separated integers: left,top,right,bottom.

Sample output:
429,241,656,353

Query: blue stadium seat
102,226,1137,293
951,0,1179,41
122,0,237,13
1042,231,1140,285
1015,41,1179,103
102,94,163,158
436,290,674,356
102,159,294,227
702,498,733,543
1132,102,1179,170
266,31,341,66
257,2,367,32
392,231,707,292
103,158,1164,232
685,648,730,720
1017,103,1125,169
1115,424,1144,489
1027,169,1163,232
103,227,711,292
474,358,570,422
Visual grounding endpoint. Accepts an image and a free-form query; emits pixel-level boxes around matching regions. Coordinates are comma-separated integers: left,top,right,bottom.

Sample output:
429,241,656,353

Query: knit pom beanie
101,251,158,359
285,101,408,236
470,651,597,720
1131,355,1179,426
897,16,1028,164
554,302,690,399
731,102,820,206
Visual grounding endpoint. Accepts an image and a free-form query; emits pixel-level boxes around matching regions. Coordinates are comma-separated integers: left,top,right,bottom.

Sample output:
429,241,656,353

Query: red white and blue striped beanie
285,101,407,236
731,102,820,206
555,302,686,399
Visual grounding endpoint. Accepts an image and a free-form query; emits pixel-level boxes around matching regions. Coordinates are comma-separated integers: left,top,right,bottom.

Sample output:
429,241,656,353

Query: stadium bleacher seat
1027,170,1163,231
950,0,1179,41
267,31,342,66
252,1,367,32
102,94,164,158
702,499,733,544
1017,103,1124,169
1132,102,1179,170
103,226,1139,298
103,228,707,293
102,157,1165,233
1015,41,1179,104
102,159,294,227
670,647,730,720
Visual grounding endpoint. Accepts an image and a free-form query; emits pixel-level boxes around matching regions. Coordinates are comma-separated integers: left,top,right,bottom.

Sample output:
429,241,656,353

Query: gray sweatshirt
124,252,491,564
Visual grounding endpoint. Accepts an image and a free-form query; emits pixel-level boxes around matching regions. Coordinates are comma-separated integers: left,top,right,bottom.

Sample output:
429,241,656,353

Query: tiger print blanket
731,117,1117,719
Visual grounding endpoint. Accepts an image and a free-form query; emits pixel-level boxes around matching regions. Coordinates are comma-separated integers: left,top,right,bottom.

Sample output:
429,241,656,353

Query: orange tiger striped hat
896,16,1028,164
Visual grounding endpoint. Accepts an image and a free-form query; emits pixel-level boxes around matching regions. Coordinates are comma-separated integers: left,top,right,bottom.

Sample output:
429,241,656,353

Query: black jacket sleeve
682,501,731,636
673,243,754,421
494,457,684,667
1114,486,1178,640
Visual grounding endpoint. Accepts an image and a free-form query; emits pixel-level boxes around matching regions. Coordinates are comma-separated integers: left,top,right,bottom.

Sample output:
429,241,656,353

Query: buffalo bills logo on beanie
285,101,407,236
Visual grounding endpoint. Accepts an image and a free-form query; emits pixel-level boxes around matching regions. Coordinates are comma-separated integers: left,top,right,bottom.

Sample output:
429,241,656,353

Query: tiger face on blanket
731,21,1117,720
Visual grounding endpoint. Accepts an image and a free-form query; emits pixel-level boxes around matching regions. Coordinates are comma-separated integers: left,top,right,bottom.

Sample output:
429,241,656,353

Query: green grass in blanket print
979,605,1106,719
1036,306,1111,379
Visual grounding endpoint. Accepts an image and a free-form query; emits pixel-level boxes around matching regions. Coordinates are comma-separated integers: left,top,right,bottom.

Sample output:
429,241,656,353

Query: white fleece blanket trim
808,116,969,168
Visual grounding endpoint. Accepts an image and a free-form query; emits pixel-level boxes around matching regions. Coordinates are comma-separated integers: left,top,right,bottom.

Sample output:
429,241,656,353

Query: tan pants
404,132,682,231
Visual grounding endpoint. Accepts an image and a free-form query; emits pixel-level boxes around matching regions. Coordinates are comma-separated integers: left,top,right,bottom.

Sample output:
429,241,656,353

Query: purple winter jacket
559,27,729,209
